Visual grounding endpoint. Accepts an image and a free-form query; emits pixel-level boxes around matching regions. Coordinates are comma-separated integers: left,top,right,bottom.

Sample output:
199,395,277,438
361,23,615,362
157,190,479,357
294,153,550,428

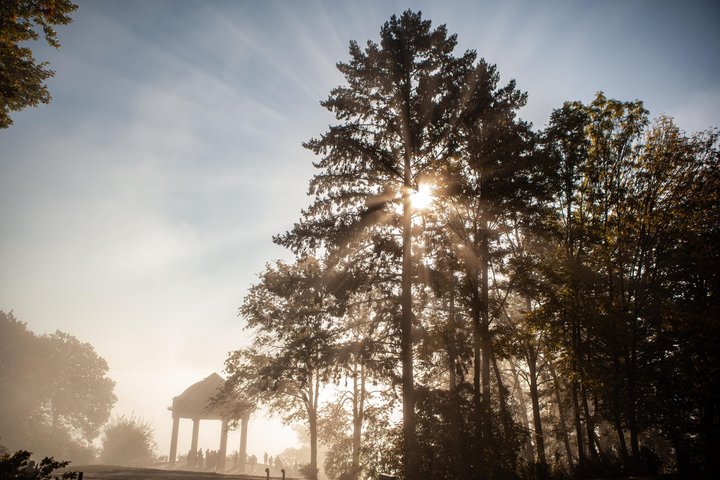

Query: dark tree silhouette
233,11,719,478
276,11,478,477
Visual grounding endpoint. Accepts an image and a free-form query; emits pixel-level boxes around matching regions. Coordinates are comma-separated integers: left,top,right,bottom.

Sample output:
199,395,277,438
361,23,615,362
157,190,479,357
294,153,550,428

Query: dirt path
66,465,297,480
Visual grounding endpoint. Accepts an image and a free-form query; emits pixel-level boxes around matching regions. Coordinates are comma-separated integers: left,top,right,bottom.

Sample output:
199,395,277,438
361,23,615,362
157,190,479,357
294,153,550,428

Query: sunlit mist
410,183,435,210
1,1,719,479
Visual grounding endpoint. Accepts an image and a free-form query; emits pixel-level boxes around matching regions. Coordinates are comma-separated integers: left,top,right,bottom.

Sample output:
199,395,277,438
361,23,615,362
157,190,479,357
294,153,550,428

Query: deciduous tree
0,0,77,128
222,257,342,480
0,311,115,461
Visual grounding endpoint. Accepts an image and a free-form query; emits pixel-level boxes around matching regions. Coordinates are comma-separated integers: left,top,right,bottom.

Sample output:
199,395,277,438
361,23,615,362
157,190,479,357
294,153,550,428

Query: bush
0,448,78,479
99,415,157,466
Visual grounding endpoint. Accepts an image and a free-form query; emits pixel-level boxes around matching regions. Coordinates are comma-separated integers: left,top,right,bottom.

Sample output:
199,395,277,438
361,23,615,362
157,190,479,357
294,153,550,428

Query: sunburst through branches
410,183,435,211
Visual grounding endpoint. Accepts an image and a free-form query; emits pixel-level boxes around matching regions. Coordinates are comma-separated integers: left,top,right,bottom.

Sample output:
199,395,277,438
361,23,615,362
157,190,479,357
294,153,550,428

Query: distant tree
0,0,77,128
40,332,116,442
0,311,116,461
99,415,157,467
222,257,342,480
318,402,354,480
0,312,45,448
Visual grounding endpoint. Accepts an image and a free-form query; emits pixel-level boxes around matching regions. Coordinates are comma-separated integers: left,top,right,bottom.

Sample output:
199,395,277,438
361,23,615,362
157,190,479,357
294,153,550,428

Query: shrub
99,415,157,466
0,448,78,479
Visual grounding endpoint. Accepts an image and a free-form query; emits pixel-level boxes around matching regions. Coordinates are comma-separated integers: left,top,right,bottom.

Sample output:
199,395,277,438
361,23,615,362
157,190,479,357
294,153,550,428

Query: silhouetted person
197,448,203,468
250,454,257,472
263,452,268,465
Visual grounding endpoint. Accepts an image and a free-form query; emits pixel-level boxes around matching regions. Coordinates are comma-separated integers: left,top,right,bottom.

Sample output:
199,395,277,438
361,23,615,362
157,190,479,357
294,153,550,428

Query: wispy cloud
1,0,718,458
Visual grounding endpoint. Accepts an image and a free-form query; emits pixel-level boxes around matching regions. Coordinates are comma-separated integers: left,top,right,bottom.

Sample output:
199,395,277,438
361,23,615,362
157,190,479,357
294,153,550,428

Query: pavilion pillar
190,418,200,467
169,415,180,467
239,413,249,472
218,420,229,472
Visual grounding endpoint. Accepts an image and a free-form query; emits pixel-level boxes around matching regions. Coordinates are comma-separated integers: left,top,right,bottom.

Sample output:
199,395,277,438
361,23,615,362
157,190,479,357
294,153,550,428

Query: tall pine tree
276,11,476,478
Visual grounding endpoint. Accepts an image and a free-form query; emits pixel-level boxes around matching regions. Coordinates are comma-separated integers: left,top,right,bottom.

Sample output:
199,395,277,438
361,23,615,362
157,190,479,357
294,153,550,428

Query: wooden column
218,420,229,472
169,416,180,466
189,418,200,467
239,413,249,472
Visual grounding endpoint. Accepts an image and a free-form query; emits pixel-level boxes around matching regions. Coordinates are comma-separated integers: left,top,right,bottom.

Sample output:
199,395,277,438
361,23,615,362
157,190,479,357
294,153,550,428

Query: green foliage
537,96,720,475
0,0,77,128
223,257,344,480
0,311,116,461
99,415,157,466
0,448,77,479
233,9,719,479
41,332,116,440
318,403,353,479
277,9,476,255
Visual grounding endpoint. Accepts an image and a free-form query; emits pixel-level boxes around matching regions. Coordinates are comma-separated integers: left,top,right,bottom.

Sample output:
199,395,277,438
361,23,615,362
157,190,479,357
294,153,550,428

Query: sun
410,183,434,210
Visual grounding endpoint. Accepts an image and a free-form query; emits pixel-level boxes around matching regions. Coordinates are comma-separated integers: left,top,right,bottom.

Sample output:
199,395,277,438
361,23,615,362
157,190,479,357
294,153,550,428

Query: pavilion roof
169,372,227,420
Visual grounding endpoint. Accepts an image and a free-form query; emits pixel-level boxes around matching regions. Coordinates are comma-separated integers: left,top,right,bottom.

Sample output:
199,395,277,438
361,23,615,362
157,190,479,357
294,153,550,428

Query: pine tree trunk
307,376,319,480
628,324,640,458
581,382,600,460
480,225,492,447
491,346,510,435
547,359,574,467
351,361,365,480
471,229,483,446
571,317,586,468
472,296,482,424
446,290,466,479
513,365,536,464
447,291,457,391
400,141,417,480
528,344,547,464
612,343,630,460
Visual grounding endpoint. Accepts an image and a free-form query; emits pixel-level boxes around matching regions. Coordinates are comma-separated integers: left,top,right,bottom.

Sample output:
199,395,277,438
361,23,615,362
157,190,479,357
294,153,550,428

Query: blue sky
1,0,719,460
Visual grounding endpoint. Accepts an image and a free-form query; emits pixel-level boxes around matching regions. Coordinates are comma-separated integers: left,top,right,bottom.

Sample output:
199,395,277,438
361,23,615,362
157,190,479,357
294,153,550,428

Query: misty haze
1,1,719,480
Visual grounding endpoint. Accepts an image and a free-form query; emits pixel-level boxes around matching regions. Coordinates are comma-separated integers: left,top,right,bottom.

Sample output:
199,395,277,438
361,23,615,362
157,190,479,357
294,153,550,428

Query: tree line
218,11,719,480
0,311,157,467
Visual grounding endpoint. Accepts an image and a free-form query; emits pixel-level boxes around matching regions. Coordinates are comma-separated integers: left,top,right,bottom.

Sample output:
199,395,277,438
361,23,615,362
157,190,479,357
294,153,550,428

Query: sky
1,0,719,462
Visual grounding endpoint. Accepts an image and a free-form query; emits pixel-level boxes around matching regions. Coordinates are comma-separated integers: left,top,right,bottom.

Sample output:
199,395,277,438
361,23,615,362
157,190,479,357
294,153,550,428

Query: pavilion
168,373,250,472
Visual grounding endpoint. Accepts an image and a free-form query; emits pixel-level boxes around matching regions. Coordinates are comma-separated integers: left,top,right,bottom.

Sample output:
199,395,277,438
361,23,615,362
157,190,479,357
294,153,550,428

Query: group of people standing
178,449,299,475
186,448,222,470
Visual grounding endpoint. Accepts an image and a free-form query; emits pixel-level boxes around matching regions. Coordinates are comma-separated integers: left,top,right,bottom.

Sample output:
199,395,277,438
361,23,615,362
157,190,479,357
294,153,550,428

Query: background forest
0,311,159,468
219,11,719,480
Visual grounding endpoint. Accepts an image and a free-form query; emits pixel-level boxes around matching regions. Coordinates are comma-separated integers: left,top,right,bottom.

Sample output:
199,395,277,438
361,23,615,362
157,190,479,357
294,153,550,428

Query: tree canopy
0,311,116,462
228,10,719,480
0,0,77,128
